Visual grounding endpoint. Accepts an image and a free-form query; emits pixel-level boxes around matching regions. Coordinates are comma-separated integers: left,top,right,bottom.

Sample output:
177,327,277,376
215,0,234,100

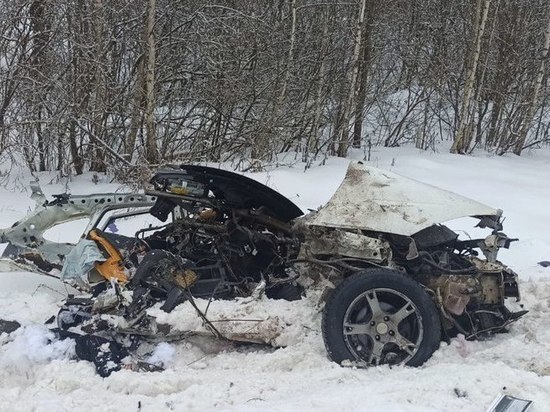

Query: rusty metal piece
306,228,390,263
427,275,481,316
480,274,503,305
20,252,63,272
199,208,218,222
174,269,198,288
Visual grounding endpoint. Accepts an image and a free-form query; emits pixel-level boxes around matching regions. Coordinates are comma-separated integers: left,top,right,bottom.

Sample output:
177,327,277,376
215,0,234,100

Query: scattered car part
87,229,128,283
0,319,21,335
486,394,533,412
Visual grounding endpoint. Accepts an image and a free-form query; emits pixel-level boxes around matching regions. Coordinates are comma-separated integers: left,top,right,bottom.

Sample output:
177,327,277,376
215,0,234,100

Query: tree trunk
277,0,296,112
69,119,83,175
144,0,158,164
306,7,329,162
253,0,297,160
90,0,107,172
29,0,48,171
451,0,491,154
513,10,550,155
125,56,145,162
336,0,367,157
352,0,376,149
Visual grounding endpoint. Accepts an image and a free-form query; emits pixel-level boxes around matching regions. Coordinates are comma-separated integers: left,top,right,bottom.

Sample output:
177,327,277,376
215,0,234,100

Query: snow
0,325,75,370
146,342,176,368
1,145,550,411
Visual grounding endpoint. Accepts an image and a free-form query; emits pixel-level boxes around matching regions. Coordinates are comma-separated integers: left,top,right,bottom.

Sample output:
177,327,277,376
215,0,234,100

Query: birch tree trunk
305,7,329,162
29,0,47,171
513,11,550,155
66,7,83,175
125,56,144,162
352,0,376,149
336,0,367,157
144,0,157,164
450,0,491,154
90,0,107,172
277,0,296,112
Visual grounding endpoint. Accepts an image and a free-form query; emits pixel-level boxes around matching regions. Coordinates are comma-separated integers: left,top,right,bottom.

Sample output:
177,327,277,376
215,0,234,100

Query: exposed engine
397,225,523,339
113,169,305,305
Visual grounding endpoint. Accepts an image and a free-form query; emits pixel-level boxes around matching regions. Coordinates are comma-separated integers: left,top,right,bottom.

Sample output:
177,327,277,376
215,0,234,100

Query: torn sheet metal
0,187,156,272
306,228,390,263
306,162,500,236
60,239,105,288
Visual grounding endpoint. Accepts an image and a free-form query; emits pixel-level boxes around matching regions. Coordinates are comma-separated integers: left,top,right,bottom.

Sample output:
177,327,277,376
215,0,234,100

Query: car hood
305,162,500,236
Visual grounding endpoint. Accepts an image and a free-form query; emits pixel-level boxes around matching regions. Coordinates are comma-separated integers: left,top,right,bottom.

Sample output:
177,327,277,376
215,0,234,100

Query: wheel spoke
365,290,383,318
343,322,371,335
367,340,385,365
391,302,415,324
341,286,428,366
393,331,417,355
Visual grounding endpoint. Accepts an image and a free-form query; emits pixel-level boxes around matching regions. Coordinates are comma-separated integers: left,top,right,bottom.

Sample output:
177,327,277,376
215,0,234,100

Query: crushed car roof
306,162,500,236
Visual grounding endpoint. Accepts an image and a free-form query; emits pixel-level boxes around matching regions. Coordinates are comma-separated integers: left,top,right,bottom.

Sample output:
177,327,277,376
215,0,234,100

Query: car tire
322,269,441,367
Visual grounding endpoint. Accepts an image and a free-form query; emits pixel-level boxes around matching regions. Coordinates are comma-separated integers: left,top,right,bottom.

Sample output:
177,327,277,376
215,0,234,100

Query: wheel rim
342,287,424,366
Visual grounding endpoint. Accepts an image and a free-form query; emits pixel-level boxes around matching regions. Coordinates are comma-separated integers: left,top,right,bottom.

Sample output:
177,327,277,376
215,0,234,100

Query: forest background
1,0,549,178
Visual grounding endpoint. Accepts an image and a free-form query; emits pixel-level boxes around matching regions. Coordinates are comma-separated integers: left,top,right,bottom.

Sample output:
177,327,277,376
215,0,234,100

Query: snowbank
1,146,550,411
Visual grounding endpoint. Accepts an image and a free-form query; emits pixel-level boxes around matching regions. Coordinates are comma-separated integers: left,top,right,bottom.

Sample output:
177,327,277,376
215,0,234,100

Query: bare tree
334,0,367,157
513,8,550,155
451,0,491,154
143,0,157,163
0,0,549,178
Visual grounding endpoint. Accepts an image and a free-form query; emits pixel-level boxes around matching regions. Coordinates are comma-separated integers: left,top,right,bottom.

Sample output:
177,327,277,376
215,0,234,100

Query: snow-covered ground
1,145,550,411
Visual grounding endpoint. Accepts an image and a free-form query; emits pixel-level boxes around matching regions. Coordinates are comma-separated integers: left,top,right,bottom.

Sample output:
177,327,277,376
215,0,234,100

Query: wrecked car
0,163,526,374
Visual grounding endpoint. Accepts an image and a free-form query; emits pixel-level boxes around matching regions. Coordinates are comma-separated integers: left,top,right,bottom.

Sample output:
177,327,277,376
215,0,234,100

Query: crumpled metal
60,239,105,288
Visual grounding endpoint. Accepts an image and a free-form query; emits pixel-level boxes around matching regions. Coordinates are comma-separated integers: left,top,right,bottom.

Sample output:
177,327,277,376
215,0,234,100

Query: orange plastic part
88,229,128,283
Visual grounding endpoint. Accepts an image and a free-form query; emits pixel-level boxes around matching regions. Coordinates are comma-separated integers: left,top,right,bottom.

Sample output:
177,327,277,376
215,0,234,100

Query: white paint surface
307,162,498,236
